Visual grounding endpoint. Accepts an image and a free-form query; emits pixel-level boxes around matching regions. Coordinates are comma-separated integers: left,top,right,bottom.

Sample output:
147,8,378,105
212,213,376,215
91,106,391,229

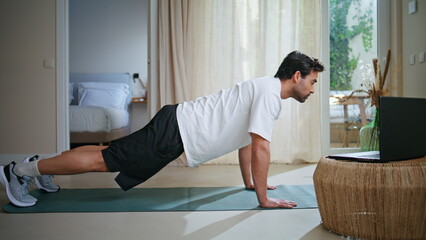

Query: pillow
78,88,128,110
69,83,74,104
77,82,129,101
77,81,129,90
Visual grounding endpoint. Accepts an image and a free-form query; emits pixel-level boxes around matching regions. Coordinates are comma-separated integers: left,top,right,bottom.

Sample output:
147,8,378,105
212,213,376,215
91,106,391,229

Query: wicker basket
313,157,426,240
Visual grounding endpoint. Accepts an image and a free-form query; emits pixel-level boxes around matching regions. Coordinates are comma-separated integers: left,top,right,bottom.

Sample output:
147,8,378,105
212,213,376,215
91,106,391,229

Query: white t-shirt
176,77,283,167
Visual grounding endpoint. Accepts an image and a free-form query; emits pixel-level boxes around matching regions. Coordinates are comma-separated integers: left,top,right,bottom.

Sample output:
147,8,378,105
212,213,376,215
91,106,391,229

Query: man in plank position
1,51,324,208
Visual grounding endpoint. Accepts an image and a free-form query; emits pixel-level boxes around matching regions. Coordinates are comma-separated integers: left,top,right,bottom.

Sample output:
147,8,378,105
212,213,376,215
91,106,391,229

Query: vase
359,111,379,151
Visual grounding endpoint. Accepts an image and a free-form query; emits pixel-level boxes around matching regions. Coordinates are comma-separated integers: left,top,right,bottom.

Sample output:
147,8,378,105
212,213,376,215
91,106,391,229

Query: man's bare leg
0,145,111,207
38,145,110,175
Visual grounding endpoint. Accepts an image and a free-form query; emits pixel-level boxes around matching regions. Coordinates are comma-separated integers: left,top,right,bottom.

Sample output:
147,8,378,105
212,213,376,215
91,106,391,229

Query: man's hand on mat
245,183,276,191
260,198,297,208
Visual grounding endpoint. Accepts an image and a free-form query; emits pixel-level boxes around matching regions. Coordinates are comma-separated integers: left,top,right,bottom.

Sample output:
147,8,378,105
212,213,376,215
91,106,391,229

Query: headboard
69,73,131,106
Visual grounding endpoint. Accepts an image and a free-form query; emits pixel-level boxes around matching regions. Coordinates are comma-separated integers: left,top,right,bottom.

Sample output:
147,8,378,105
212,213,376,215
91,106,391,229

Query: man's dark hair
274,51,325,79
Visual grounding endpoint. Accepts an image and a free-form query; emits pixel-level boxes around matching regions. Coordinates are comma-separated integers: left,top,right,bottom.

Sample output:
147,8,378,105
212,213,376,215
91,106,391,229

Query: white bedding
69,105,129,132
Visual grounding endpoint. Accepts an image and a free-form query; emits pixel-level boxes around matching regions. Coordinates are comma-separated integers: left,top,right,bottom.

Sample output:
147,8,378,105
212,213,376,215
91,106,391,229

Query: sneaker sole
0,166,36,207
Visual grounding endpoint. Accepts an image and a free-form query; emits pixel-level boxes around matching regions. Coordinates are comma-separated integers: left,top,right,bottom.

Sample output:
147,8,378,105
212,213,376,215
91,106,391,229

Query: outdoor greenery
330,0,373,90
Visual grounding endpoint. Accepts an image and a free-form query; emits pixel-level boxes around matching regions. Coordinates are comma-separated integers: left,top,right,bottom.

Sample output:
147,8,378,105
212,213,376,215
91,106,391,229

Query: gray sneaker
23,155,60,193
0,162,37,207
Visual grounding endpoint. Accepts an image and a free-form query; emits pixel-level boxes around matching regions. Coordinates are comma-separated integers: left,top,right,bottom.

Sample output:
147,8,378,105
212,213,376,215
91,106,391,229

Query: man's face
293,71,318,103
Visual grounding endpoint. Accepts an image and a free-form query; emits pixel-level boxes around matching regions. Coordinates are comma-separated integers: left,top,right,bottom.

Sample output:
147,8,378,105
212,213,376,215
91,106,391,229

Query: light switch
43,59,55,69
419,52,425,63
409,1,417,14
410,54,415,65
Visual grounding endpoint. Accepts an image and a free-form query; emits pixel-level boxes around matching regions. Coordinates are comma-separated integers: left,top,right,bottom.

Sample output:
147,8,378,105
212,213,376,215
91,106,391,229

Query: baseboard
0,153,59,165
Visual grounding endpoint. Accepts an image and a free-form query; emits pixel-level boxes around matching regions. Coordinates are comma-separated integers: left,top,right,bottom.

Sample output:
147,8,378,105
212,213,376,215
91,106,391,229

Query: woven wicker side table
313,157,426,240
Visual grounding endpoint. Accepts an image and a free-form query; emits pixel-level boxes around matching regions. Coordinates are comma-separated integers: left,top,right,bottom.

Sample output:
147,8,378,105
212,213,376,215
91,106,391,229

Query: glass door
328,0,378,149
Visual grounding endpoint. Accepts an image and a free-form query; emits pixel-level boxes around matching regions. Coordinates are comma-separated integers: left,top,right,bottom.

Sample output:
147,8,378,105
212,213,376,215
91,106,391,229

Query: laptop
328,96,426,162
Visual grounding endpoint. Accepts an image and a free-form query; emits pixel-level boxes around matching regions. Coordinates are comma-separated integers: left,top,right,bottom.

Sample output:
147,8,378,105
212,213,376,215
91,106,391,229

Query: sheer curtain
158,0,322,164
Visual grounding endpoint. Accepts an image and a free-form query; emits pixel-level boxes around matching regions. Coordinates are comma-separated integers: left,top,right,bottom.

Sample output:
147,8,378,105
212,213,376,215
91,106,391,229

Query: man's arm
239,144,276,190
238,144,253,189
250,133,297,208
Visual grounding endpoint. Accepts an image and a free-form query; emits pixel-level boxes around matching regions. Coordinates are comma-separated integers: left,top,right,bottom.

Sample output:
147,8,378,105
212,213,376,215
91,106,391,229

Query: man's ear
292,71,301,83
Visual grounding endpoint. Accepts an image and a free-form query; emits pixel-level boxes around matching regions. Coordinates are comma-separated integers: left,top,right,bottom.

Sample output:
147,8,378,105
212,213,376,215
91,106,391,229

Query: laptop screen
379,97,426,161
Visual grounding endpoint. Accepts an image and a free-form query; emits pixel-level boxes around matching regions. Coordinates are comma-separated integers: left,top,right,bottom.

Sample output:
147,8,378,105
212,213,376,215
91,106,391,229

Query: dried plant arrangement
344,49,392,150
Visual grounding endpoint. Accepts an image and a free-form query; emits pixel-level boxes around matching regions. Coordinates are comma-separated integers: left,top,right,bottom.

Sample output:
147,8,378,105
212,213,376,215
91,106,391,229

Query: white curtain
158,0,322,164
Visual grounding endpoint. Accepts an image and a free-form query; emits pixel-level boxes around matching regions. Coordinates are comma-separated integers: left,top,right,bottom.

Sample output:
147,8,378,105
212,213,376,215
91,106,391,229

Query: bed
69,73,132,145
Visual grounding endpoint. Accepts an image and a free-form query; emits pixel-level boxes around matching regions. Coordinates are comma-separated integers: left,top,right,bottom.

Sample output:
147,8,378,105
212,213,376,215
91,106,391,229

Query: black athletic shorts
102,104,184,191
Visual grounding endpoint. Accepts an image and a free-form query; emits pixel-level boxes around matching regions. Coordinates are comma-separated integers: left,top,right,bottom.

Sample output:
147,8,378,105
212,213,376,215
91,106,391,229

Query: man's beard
294,93,310,103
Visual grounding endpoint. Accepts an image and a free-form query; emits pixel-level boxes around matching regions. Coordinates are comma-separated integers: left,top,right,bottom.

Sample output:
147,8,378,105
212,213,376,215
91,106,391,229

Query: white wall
70,0,148,76
402,0,426,98
69,0,150,132
0,0,57,155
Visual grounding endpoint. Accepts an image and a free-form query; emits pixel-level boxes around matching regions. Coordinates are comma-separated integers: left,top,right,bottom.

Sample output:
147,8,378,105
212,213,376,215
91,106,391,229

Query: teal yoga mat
3,185,317,213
